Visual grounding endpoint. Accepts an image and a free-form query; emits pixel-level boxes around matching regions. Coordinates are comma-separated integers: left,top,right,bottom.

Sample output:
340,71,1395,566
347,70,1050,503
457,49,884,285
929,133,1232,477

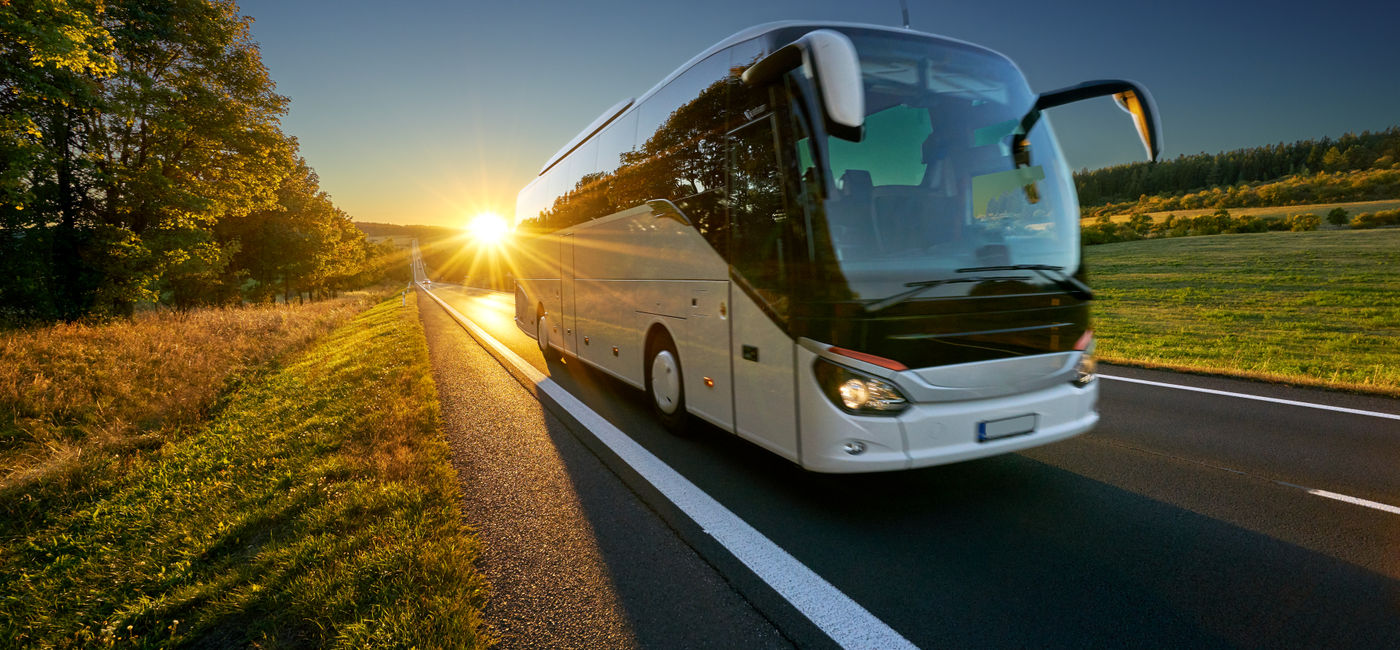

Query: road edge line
1301,488,1400,516
1099,374,1400,421
419,287,917,650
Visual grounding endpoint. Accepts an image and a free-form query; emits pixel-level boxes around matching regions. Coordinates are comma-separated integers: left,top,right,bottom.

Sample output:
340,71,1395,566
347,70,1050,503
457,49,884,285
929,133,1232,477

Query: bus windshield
803,32,1081,306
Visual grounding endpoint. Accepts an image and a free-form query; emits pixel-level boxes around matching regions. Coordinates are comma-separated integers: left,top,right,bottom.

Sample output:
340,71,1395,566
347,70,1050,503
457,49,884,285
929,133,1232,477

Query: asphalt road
418,292,790,648
426,283,1400,648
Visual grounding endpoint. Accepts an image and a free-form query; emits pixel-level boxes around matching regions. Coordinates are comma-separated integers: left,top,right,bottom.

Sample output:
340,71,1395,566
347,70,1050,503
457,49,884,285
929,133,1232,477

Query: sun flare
467,212,510,245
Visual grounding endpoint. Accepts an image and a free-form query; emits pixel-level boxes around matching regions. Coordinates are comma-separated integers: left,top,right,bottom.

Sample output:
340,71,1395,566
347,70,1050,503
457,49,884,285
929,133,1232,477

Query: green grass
1086,229,1400,395
0,294,490,647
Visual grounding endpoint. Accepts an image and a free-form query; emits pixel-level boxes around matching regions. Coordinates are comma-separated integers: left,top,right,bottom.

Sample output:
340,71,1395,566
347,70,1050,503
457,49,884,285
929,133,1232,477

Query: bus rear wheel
537,312,561,363
646,338,688,434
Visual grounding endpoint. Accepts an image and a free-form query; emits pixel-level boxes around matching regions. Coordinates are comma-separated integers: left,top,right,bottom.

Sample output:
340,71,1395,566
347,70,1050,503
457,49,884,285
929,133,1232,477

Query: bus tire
537,310,561,363
646,335,689,434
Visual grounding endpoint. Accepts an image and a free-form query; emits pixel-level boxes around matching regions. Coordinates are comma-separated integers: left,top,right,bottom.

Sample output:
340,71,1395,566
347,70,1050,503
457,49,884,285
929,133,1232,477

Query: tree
1321,146,1346,172
1,0,117,321
1327,207,1350,226
2,1,377,322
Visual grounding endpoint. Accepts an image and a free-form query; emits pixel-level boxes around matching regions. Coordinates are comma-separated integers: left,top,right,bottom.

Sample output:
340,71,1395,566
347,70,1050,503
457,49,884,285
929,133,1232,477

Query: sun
466,212,510,245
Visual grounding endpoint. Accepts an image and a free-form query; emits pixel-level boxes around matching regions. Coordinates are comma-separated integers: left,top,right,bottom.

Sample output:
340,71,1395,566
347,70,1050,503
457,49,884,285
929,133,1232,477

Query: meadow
1,296,373,485
1086,228,1400,395
0,293,489,647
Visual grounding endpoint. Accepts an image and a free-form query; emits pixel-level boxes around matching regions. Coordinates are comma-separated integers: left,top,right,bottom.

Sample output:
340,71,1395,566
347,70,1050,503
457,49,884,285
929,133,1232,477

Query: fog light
843,440,867,455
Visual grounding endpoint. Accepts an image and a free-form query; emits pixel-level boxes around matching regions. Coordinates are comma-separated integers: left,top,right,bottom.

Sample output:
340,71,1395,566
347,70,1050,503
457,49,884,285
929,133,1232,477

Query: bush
1125,213,1154,237
1327,207,1351,225
1353,209,1400,229
1288,213,1322,232
1229,216,1270,233
1082,223,1122,245
1189,209,1234,236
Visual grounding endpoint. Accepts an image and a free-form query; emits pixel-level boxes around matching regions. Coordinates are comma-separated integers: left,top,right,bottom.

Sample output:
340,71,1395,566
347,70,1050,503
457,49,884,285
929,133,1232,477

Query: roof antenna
899,0,911,29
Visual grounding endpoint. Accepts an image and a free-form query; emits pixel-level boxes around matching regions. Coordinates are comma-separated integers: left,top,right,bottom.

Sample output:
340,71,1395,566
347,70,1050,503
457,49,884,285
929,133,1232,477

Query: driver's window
729,113,791,318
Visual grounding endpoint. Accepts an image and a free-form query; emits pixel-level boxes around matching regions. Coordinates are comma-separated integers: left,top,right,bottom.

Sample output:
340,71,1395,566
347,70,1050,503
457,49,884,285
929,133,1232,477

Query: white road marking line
420,287,916,650
1302,489,1400,516
1099,374,1400,421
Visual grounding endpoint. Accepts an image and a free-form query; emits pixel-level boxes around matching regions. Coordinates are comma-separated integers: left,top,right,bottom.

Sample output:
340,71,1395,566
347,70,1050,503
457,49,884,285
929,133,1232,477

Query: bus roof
537,21,1006,177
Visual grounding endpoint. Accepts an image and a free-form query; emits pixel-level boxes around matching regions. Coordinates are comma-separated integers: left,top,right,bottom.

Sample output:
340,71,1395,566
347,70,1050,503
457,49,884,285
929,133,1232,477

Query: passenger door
559,232,577,355
727,111,799,461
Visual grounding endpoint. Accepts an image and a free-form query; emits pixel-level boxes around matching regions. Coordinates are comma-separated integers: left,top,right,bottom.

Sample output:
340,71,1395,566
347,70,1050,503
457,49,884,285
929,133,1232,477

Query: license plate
978,414,1037,442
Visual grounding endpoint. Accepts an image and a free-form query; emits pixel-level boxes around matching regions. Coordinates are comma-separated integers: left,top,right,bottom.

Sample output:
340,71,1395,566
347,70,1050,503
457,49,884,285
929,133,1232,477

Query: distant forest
1,1,398,325
354,222,458,241
1074,127,1400,206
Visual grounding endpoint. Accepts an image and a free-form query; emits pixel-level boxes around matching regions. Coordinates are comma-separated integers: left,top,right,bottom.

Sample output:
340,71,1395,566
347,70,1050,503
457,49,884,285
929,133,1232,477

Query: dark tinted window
614,51,731,249
521,48,735,239
552,139,603,228
729,112,792,317
596,110,637,176
635,53,724,153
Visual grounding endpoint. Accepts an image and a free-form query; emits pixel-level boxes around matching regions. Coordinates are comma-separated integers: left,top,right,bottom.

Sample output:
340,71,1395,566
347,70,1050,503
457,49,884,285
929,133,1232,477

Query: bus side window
645,53,729,251
729,113,791,318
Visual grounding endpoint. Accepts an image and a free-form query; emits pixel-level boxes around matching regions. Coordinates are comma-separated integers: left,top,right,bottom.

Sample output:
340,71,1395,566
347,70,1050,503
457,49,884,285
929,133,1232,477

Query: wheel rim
537,315,548,352
650,349,681,414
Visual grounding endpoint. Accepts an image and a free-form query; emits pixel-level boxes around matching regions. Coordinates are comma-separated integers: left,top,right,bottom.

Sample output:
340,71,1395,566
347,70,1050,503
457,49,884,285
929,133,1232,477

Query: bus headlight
1073,352,1097,387
814,359,909,415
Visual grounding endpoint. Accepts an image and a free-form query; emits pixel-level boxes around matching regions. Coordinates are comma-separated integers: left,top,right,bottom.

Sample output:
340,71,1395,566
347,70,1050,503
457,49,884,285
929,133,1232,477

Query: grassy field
1087,228,1400,395
0,293,490,647
1,295,376,485
1084,198,1400,224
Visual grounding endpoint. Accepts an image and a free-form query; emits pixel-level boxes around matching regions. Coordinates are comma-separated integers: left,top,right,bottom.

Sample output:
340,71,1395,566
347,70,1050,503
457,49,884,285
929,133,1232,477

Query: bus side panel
514,283,531,334
729,287,799,462
588,208,726,281
570,208,734,428
678,280,733,429
513,232,561,342
571,210,654,385
574,278,642,387
559,233,578,355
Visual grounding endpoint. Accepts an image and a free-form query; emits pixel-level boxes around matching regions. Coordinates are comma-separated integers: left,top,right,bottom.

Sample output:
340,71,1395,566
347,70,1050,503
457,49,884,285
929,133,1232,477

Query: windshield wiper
955,264,1094,300
864,275,1029,313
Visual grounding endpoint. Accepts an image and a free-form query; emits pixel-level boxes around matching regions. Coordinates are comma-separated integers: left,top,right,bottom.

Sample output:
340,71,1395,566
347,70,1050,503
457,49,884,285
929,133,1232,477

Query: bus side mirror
742,29,864,141
1022,79,1161,162
1112,90,1157,163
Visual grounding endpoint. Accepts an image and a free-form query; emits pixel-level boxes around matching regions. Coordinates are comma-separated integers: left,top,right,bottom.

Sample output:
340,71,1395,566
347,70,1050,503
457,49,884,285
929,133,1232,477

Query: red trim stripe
1074,330,1094,351
828,347,909,371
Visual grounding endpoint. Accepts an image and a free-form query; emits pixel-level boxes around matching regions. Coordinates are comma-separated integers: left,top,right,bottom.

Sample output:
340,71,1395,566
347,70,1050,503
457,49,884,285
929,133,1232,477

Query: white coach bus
513,22,1159,472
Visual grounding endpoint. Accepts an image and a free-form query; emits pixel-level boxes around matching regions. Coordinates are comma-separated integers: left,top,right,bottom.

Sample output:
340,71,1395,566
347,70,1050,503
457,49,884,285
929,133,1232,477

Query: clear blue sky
239,0,1400,227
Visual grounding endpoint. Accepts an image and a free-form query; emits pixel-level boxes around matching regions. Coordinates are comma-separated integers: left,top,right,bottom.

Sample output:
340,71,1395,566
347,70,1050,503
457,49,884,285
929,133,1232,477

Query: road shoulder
418,293,791,648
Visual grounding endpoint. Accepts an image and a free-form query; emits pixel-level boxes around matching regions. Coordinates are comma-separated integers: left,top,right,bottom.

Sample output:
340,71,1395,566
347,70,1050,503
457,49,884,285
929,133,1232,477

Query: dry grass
1084,198,1400,224
0,292,386,485
0,292,489,647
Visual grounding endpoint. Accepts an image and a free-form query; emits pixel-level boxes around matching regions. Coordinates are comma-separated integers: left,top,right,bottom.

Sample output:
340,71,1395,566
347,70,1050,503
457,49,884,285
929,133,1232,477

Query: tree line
1,0,393,324
1074,127,1400,207
1080,168,1400,220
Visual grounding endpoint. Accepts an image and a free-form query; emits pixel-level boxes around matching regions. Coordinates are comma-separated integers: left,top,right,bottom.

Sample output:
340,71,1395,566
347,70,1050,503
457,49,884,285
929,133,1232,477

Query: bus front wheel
646,338,688,434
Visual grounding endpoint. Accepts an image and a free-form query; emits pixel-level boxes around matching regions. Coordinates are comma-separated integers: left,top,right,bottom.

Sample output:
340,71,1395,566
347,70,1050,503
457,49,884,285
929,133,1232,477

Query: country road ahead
424,283,1400,648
